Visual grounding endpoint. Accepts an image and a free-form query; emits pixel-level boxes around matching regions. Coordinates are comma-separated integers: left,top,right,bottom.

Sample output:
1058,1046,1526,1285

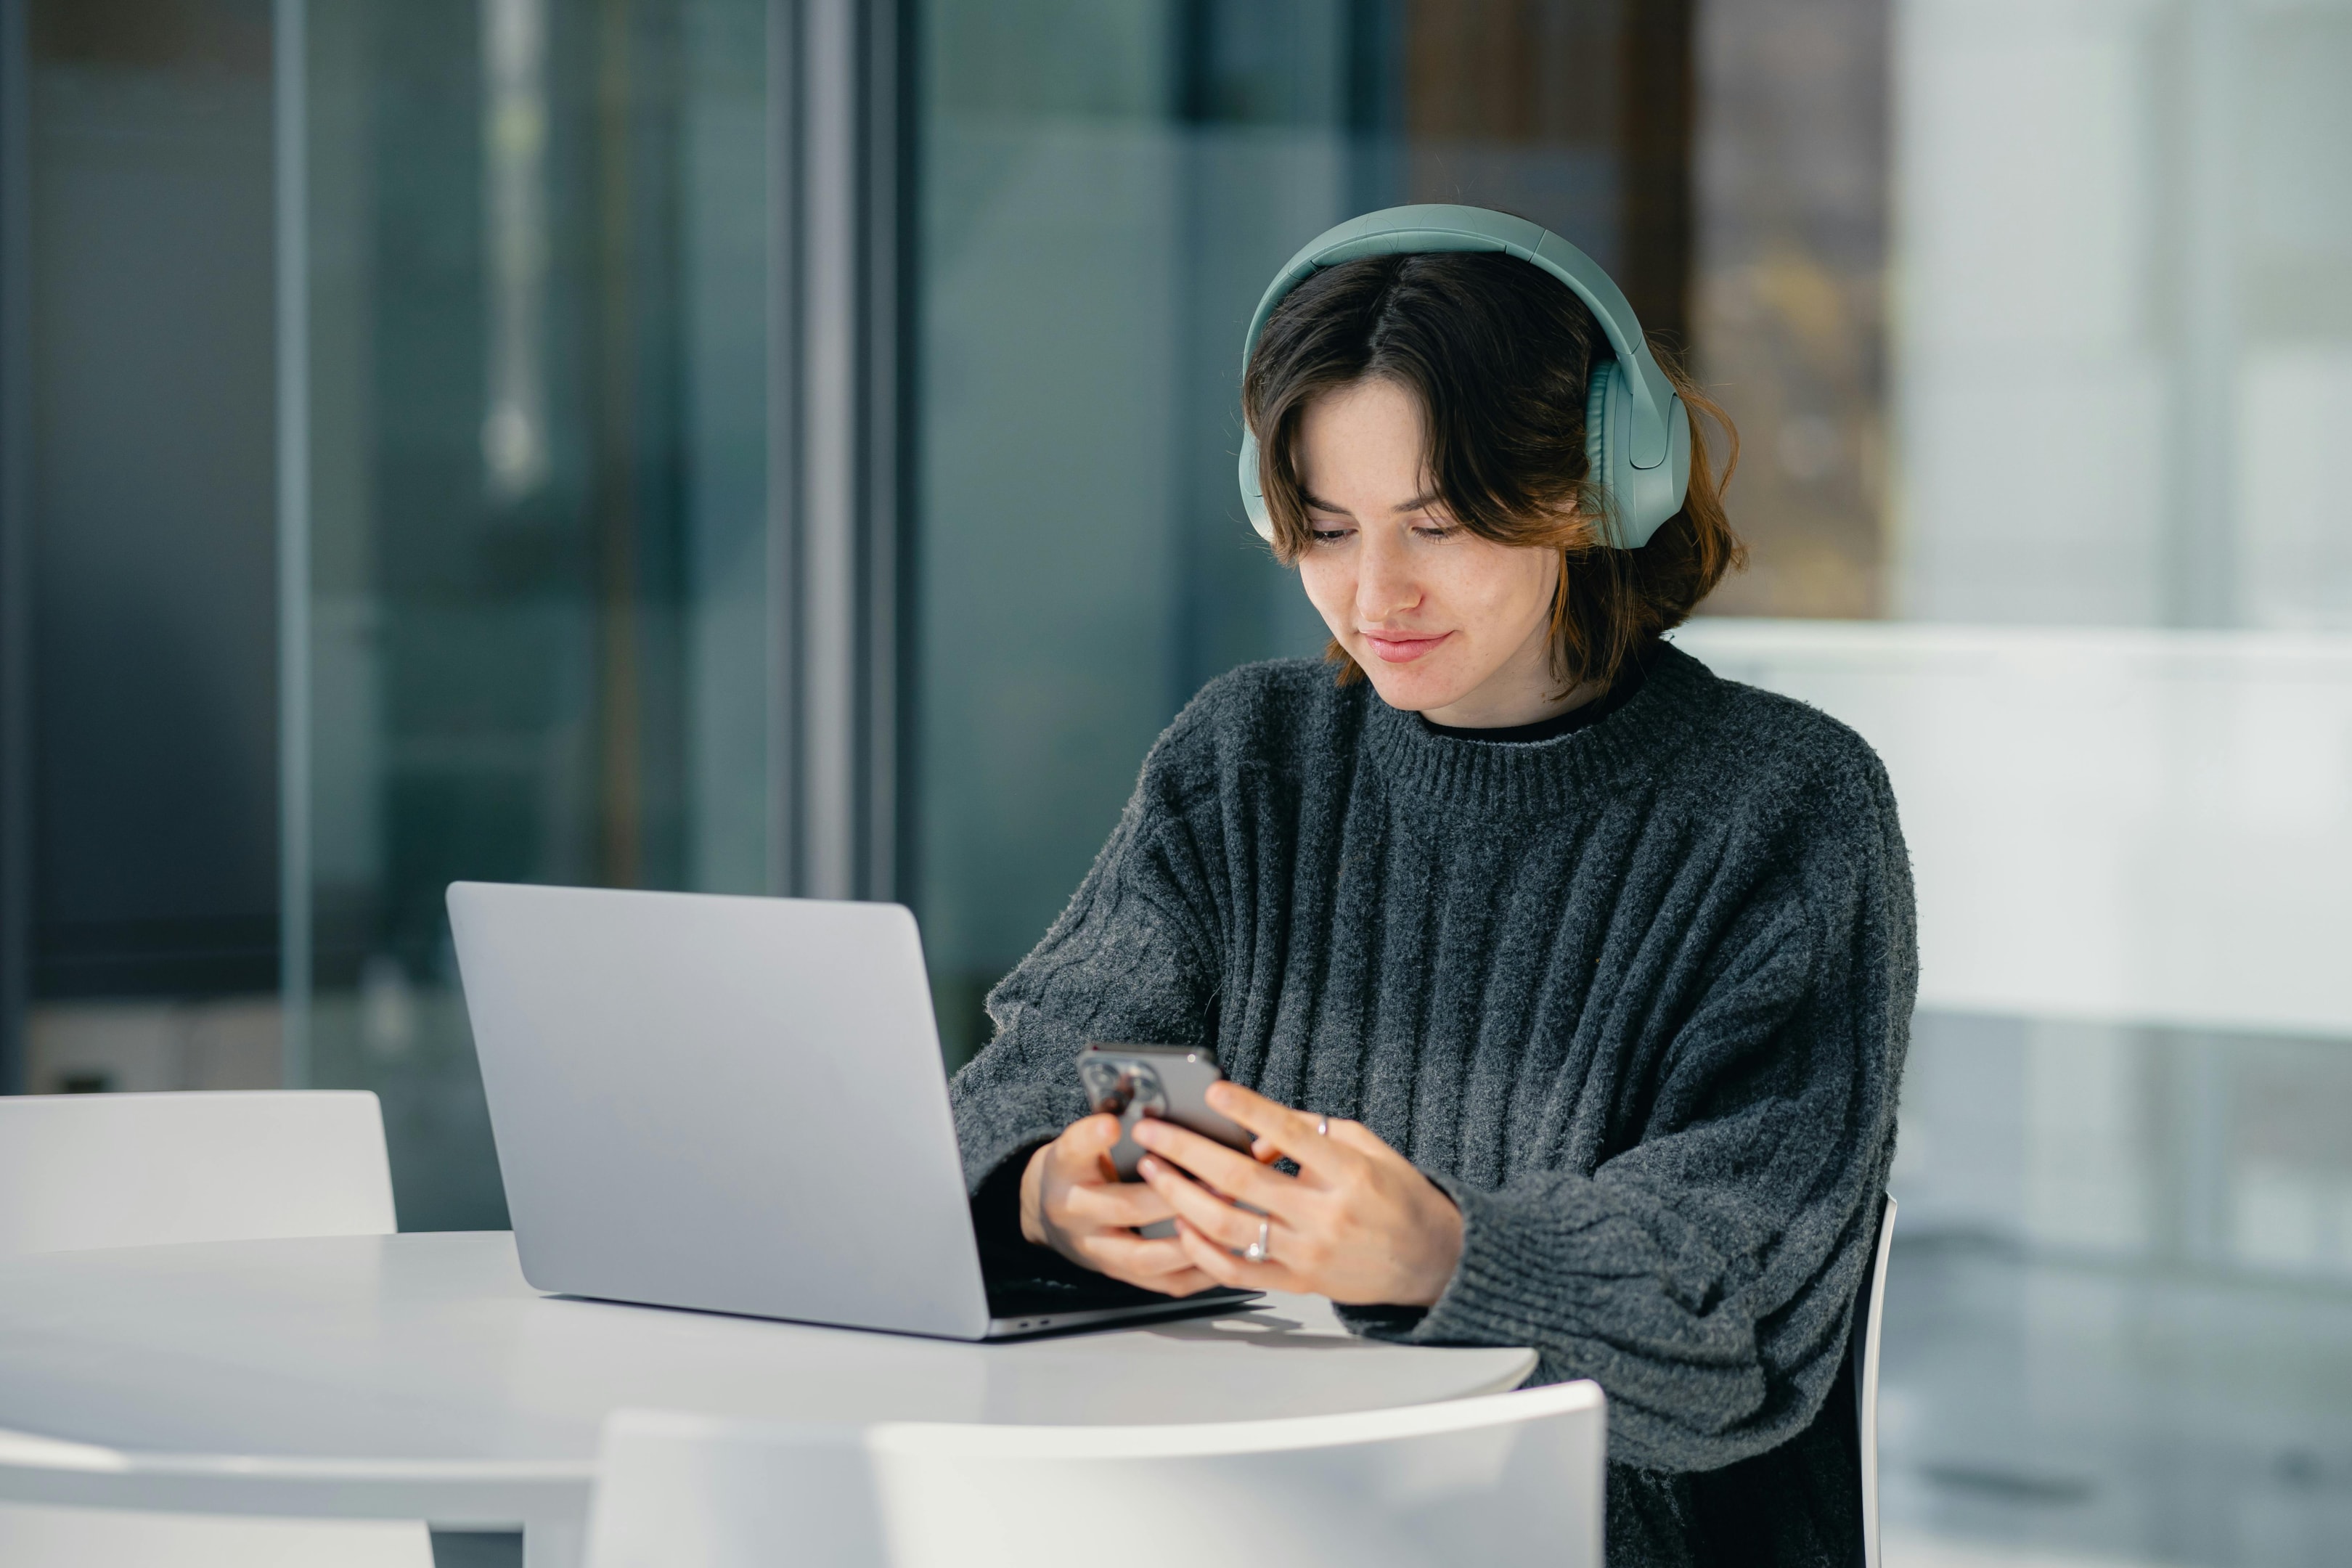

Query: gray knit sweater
950,642,1916,1566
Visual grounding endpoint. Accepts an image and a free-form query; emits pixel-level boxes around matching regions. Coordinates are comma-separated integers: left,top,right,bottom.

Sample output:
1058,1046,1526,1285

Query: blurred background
1,1,2346,1565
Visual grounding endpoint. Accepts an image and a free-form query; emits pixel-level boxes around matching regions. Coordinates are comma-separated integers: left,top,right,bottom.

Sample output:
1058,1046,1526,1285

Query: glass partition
299,0,773,1229
13,0,283,1098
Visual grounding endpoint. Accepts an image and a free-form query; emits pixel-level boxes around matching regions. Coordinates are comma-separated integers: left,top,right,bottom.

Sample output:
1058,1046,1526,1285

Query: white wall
1674,619,2352,1040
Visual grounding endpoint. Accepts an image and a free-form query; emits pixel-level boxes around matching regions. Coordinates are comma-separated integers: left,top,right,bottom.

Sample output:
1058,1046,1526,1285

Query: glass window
300,0,774,1228
16,0,282,1094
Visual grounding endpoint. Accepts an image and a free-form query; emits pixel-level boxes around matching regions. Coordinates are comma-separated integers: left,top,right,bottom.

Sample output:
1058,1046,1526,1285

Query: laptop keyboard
983,1271,1177,1318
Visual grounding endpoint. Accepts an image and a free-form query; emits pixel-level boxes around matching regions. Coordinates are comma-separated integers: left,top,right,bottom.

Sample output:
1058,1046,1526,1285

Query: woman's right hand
1019,1113,1221,1297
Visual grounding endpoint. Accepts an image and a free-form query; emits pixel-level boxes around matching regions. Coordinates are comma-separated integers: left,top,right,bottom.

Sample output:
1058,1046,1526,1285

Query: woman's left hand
1130,1082,1463,1307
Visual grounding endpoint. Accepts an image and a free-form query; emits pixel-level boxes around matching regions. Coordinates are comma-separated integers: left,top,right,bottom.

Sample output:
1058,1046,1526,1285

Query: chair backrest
1851,1192,1898,1568
587,1381,1607,1568
0,1091,396,1254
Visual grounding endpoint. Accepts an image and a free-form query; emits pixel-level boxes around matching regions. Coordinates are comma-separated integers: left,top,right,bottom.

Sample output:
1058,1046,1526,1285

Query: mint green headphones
1238,204,1692,549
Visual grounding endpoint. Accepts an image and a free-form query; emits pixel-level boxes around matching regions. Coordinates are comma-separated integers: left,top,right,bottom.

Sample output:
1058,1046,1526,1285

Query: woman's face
1291,377,1569,728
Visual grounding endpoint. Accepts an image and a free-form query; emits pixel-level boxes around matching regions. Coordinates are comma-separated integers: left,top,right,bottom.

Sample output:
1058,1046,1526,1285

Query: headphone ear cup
1238,426,1274,541
1584,361,1625,547
1584,359,1689,549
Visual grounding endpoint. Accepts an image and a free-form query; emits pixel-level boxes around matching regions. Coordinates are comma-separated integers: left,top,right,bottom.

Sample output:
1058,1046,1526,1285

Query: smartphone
1076,1045,1255,1238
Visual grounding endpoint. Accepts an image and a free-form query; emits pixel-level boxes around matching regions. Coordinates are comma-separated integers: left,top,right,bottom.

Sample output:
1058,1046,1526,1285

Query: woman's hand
1132,1082,1463,1307
1018,1113,1222,1297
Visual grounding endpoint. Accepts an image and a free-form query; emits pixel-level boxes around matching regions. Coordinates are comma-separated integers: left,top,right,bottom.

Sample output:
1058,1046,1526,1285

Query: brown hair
1241,250,1744,694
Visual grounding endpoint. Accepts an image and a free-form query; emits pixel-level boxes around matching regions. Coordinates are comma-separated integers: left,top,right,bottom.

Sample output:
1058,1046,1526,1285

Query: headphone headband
1237,204,1691,548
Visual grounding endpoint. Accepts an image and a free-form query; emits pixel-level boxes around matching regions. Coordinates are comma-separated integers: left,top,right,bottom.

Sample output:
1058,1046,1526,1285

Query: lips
1361,630,1450,663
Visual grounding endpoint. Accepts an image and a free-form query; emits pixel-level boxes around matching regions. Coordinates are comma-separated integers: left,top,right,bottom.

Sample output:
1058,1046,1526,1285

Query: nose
1355,527,1424,624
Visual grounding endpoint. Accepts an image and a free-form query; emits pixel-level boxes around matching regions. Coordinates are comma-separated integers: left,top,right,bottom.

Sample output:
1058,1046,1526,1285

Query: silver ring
1316,1116,1329,1136
1243,1219,1270,1265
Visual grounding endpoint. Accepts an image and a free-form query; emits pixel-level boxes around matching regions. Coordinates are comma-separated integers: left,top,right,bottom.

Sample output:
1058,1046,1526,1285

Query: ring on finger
1242,1218,1270,1265
1316,1116,1328,1136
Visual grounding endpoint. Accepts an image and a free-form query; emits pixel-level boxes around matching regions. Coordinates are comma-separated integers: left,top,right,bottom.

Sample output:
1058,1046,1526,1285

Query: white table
0,1231,1537,1566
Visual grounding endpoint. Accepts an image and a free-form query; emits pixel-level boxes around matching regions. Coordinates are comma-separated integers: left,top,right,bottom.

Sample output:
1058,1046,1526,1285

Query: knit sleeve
1347,760,1916,1475
947,781,1222,1197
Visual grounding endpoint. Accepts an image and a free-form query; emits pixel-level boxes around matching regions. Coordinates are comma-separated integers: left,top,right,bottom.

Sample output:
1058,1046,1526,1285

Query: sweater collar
1359,640,1720,820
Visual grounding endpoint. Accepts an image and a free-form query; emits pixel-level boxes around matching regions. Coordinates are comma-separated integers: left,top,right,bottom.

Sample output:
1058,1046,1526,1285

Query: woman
951,208,1915,1567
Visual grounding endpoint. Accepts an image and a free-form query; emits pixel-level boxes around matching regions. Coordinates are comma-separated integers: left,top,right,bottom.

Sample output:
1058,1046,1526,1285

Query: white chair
1853,1193,1898,1568
0,1090,433,1567
585,1380,1607,1568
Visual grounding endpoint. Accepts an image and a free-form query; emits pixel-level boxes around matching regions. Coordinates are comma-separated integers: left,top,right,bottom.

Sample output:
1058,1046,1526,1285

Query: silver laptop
446,881,1253,1340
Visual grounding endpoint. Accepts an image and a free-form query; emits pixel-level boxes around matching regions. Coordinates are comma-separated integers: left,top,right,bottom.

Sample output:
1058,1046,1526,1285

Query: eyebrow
1300,489,1443,518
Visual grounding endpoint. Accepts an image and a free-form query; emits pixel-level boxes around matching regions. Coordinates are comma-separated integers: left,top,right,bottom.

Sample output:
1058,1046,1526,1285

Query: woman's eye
1309,525,1352,543
1415,523,1458,540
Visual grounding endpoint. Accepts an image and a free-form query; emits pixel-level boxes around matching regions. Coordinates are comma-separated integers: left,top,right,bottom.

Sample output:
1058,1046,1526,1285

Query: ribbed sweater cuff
1418,1176,1559,1344
1341,1175,1561,1353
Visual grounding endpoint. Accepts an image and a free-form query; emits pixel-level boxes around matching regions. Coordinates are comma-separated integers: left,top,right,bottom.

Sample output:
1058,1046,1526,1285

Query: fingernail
1137,1156,1158,1177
